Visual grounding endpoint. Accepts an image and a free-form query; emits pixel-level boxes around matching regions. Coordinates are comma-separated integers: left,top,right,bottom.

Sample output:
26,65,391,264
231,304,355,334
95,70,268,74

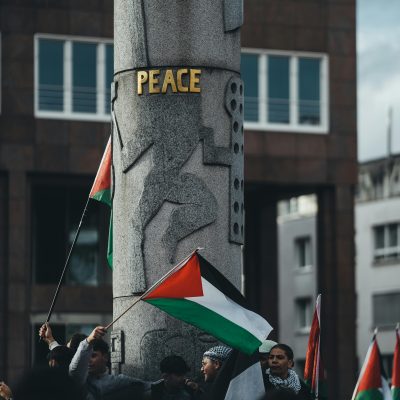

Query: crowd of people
0,324,312,400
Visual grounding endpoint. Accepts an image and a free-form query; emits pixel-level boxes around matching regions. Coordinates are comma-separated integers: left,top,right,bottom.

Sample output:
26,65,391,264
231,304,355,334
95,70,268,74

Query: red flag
352,331,391,400
89,136,111,206
393,324,400,400
304,294,326,399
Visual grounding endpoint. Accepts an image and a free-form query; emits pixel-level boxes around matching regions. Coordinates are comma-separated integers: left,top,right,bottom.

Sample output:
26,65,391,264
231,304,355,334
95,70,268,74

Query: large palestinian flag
209,349,265,400
304,294,327,399
89,137,113,267
142,251,273,355
352,332,391,400
393,325,400,400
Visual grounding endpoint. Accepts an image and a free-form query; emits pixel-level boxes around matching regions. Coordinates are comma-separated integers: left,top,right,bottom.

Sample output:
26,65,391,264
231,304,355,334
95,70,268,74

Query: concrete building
277,195,318,375
356,154,400,379
0,1,357,397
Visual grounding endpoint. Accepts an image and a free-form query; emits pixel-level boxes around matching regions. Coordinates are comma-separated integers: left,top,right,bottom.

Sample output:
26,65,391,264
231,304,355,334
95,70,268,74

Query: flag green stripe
91,189,111,207
393,387,400,400
355,388,384,400
107,211,113,269
145,298,262,354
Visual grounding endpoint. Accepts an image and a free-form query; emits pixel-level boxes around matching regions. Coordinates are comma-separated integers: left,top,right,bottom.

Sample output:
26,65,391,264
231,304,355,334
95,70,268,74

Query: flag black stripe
198,254,247,308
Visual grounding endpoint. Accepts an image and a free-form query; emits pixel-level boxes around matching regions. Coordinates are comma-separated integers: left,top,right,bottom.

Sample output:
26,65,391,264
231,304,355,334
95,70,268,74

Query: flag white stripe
186,278,272,343
224,362,265,400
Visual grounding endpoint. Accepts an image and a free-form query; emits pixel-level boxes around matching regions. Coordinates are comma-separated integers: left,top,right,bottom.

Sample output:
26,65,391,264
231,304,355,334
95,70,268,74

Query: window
35,35,113,121
373,223,400,262
295,298,312,331
373,292,400,328
241,50,328,133
32,181,111,286
295,237,312,269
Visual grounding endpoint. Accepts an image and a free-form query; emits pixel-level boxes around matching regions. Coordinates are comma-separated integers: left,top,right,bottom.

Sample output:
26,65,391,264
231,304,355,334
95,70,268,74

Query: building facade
356,154,400,379
242,1,357,398
0,1,357,397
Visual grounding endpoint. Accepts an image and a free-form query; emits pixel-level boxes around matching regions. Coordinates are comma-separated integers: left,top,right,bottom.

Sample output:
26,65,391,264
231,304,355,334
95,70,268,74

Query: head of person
259,340,278,369
47,346,73,370
67,333,88,355
201,346,231,383
89,339,110,377
268,344,294,380
159,355,190,391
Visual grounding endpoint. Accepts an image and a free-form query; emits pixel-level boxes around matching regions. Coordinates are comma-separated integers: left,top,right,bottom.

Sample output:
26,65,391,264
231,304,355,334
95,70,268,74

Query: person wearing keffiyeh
201,346,232,383
264,344,312,400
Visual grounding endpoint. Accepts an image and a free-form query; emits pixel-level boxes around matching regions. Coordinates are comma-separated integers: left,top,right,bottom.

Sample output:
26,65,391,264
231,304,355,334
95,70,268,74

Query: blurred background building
0,1,357,399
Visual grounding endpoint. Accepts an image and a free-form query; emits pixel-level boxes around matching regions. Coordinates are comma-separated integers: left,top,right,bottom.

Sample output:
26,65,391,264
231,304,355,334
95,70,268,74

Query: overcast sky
357,0,400,161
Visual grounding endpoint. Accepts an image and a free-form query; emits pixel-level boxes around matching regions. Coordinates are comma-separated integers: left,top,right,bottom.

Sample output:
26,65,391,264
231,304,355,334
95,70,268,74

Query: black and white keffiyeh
266,368,301,394
203,346,232,363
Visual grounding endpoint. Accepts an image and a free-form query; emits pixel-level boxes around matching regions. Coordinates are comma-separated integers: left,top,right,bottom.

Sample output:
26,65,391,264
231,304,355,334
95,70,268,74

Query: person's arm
39,323,60,350
0,381,12,400
69,326,106,386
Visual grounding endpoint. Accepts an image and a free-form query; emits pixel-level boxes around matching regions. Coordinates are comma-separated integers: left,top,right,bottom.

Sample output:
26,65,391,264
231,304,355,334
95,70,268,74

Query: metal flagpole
44,196,91,323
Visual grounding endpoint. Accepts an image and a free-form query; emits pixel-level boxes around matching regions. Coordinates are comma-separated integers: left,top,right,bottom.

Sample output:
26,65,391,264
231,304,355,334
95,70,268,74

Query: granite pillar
112,0,244,379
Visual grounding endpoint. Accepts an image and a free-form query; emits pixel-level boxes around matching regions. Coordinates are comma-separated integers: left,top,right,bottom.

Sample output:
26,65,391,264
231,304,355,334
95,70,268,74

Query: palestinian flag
89,137,113,268
304,294,327,399
352,332,391,400
393,325,400,400
142,251,273,355
209,349,265,400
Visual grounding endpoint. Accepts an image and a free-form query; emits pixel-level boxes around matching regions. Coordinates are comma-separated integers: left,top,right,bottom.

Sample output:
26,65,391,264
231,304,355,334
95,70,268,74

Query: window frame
372,291,400,328
241,48,329,134
34,33,113,122
372,222,400,262
294,236,313,271
295,297,313,333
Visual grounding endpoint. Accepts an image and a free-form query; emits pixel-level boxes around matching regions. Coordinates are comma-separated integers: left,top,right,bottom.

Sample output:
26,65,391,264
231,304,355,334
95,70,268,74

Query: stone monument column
111,0,244,379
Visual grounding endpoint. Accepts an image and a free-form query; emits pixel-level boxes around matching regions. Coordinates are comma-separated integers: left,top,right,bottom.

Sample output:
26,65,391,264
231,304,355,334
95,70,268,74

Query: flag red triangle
90,137,111,198
358,340,382,392
144,253,203,299
393,329,400,388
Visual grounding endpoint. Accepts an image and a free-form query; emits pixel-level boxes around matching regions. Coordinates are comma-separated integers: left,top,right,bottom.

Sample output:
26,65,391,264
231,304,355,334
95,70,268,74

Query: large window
373,223,400,262
373,292,400,327
32,180,111,286
241,50,329,133
35,35,113,121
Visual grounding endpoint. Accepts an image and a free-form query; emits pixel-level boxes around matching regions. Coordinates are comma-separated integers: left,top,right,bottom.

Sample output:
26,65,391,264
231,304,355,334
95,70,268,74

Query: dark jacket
144,380,194,400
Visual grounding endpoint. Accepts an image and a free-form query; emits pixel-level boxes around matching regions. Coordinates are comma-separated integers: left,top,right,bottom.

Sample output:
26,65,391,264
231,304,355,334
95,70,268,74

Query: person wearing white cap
259,339,278,369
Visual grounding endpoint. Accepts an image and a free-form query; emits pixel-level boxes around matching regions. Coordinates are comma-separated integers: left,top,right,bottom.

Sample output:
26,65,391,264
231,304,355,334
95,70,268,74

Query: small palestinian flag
352,331,391,400
209,349,265,400
142,251,273,355
89,137,111,206
393,324,400,400
89,137,113,268
304,294,327,399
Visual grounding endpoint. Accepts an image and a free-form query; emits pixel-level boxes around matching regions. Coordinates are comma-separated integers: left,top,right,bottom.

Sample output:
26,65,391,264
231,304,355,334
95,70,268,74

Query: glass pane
66,187,99,286
33,186,67,284
374,226,385,249
373,293,400,326
73,42,97,113
38,39,64,111
298,58,321,125
388,224,398,247
241,54,259,122
268,56,290,124
105,44,114,114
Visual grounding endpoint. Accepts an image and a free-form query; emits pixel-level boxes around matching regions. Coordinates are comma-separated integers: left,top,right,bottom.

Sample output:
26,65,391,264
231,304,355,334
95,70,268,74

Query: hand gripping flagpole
44,197,91,324
104,248,202,330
